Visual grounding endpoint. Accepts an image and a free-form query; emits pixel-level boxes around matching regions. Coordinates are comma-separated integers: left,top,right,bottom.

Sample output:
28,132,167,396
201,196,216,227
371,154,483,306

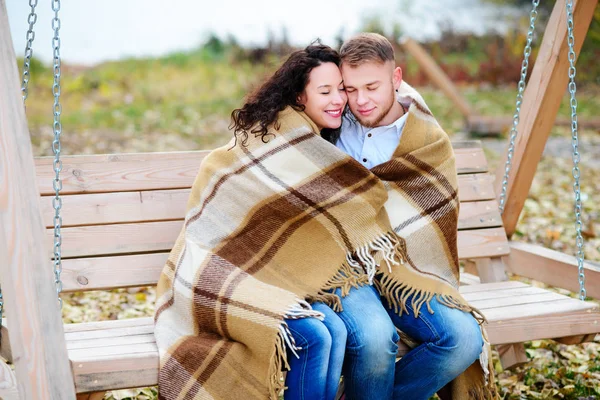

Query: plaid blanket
154,82,497,399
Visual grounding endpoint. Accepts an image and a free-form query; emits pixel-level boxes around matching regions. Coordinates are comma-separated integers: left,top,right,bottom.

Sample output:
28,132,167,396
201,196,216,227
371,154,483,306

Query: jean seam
404,301,441,343
286,326,309,400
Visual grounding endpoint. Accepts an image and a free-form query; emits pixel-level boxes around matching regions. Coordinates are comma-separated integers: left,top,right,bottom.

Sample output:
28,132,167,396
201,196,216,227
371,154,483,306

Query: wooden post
494,0,597,237
400,36,473,118
0,1,76,398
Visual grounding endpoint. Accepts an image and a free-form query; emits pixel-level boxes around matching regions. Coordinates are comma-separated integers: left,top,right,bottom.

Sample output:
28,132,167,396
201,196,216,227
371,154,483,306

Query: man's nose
356,91,368,105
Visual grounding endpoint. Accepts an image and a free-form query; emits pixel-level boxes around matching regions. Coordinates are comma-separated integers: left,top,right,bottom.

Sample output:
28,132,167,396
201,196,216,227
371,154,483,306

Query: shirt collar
359,110,408,136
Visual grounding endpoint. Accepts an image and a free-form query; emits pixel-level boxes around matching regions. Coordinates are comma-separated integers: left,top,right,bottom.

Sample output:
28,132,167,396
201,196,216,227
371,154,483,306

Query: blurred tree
204,34,225,56
483,0,599,47
359,15,403,44
483,0,599,82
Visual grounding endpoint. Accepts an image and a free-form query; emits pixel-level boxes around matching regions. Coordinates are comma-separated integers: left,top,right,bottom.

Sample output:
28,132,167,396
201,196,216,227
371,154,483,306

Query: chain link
565,0,586,301
498,0,540,214
52,0,64,308
21,0,39,101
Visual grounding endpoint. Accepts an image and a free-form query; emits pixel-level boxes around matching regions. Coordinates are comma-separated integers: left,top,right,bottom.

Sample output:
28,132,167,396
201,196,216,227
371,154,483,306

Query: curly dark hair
230,42,342,146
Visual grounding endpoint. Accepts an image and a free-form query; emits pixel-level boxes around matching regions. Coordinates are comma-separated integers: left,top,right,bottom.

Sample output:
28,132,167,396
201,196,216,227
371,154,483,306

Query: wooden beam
496,343,529,370
0,0,76,398
506,241,600,299
467,257,509,283
494,0,597,237
399,36,473,118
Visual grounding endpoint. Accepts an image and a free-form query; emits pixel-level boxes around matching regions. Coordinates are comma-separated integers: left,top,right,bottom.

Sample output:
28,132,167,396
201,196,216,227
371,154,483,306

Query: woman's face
298,62,347,131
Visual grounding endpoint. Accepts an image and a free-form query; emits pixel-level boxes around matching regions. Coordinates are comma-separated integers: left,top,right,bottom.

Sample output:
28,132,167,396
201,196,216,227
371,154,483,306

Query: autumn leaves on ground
19,38,600,399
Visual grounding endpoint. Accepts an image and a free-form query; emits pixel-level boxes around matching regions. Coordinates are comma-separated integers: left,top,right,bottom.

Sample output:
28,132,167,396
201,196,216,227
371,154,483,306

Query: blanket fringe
375,271,477,319
269,326,287,399
354,231,406,284
316,231,407,306
319,260,369,302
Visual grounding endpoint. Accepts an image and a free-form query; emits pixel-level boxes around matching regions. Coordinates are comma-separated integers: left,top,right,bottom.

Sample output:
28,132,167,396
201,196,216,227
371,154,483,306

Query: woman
154,43,352,400
230,43,349,400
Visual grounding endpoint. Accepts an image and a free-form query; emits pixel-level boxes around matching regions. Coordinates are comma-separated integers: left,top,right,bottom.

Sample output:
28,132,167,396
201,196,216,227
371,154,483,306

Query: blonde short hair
340,33,395,66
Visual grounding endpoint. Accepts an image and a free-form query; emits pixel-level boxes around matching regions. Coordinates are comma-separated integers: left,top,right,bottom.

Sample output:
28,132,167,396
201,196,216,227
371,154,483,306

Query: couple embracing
154,33,498,400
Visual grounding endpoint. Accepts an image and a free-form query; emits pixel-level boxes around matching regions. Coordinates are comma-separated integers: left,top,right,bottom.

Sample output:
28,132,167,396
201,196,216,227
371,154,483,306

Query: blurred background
5,1,600,399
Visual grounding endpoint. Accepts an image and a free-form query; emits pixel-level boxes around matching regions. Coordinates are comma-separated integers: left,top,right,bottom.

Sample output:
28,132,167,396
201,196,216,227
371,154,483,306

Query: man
332,33,492,400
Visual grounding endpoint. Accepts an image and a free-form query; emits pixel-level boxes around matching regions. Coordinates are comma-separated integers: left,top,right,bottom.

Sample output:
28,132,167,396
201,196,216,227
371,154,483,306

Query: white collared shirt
335,112,408,169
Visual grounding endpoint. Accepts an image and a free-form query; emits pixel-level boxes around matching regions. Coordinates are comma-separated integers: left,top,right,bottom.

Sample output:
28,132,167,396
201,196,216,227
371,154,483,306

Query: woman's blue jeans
284,302,347,400
335,284,483,400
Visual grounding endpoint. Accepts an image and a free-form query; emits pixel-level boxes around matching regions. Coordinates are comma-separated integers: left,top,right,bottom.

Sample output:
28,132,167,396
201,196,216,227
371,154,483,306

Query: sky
5,0,521,65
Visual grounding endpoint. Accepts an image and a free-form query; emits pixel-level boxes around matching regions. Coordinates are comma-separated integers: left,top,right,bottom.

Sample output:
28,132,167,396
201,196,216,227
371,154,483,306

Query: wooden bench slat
40,176,498,228
69,343,158,360
457,200,501,230
470,291,567,310
65,324,154,342
40,189,189,228
482,298,597,321
453,147,488,174
67,334,156,351
49,223,508,260
486,303,600,345
51,226,507,293
36,151,208,195
46,221,182,258
61,254,167,292
459,281,527,293
462,285,548,301
456,227,510,259
457,174,495,202
35,145,487,196
64,317,154,333
71,352,157,393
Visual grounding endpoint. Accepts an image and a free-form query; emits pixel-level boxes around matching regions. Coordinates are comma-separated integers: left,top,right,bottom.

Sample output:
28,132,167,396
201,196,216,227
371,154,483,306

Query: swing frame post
0,0,76,398
494,0,597,237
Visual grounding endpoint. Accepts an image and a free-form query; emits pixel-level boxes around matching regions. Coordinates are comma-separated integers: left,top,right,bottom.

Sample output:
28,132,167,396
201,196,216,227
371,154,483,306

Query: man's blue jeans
336,284,483,400
284,302,347,400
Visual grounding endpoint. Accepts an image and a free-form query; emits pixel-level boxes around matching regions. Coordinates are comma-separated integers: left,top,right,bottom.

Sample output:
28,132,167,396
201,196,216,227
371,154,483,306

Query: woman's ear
297,92,307,105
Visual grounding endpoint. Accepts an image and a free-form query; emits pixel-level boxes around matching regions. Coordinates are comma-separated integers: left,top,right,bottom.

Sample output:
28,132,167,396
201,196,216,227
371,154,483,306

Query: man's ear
393,66,403,91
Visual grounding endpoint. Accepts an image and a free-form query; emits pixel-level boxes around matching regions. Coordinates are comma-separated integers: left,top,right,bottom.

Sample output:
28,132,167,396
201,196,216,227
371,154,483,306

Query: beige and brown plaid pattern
154,83,498,399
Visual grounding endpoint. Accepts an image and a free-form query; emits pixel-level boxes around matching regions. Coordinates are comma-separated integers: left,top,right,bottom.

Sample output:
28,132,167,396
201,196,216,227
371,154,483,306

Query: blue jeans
336,285,483,400
284,302,347,400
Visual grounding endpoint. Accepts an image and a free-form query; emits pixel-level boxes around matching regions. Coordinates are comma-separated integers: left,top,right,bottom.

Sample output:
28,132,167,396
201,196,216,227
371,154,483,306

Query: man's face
341,60,402,128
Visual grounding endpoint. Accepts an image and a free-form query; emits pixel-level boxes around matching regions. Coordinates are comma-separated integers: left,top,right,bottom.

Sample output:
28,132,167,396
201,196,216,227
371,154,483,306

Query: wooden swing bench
1,0,600,398
1,141,598,399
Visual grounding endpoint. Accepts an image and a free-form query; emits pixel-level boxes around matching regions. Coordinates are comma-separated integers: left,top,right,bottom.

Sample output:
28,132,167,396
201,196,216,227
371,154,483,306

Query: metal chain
498,0,540,214
21,0,39,101
565,0,586,301
52,0,64,308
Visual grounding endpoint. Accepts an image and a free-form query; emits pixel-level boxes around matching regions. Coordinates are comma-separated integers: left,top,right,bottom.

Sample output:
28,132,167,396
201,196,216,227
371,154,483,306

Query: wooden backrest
34,141,509,293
